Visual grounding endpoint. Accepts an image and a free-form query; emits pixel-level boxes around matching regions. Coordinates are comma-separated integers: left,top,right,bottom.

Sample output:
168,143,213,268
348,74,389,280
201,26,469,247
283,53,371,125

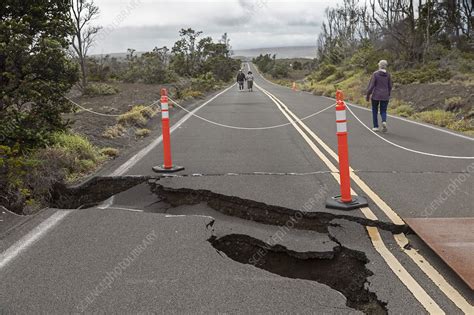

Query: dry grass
102,124,126,139
100,147,120,158
135,128,151,138
117,105,157,127
181,89,204,100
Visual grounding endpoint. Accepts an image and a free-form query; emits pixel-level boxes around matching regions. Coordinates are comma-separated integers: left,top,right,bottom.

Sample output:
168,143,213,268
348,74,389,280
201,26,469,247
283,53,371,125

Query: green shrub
50,132,101,162
334,70,345,81
102,124,126,139
0,133,106,214
100,147,120,158
181,89,204,100
191,72,218,92
394,104,415,117
49,132,105,180
83,83,120,96
393,64,452,84
118,111,147,127
76,159,97,173
413,110,456,127
135,128,151,138
271,63,290,78
137,105,156,119
117,105,156,127
312,84,334,97
317,64,337,81
444,96,464,111
447,119,472,132
457,58,474,74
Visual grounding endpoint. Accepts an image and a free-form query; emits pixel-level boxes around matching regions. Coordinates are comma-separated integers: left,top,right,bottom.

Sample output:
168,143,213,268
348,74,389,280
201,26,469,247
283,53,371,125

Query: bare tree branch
69,0,101,89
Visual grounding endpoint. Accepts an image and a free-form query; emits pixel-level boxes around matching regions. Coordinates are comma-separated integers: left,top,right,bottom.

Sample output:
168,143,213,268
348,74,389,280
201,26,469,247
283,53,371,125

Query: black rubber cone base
152,165,185,173
325,195,368,211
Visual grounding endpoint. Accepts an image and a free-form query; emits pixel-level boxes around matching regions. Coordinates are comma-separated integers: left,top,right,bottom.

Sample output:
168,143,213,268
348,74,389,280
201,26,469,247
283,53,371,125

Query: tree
171,29,240,81
0,0,78,148
171,28,203,77
219,33,232,57
292,61,303,70
70,0,101,88
199,41,239,81
459,0,473,40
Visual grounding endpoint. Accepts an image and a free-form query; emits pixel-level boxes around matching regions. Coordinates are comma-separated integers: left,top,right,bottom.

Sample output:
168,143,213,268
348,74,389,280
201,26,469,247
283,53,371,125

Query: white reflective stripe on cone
161,102,169,110
336,110,346,121
162,111,169,119
337,122,347,133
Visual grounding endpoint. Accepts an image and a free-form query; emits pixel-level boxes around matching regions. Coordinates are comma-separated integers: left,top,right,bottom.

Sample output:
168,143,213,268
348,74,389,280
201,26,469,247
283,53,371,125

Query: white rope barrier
346,104,474,160
168,96,335,130
66,97,161,117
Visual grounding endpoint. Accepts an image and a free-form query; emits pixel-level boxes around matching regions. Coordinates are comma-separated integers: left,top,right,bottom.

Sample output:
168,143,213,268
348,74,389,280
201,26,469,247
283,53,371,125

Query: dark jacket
366,70,392,101
237,72,246,82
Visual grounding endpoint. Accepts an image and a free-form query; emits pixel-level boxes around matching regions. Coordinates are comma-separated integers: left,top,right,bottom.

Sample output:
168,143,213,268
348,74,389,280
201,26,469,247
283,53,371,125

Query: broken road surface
1,63,473,314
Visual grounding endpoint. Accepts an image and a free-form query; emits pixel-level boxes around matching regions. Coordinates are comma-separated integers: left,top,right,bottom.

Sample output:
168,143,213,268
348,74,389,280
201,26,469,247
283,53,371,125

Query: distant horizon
90,45,317,56
90,45,316,59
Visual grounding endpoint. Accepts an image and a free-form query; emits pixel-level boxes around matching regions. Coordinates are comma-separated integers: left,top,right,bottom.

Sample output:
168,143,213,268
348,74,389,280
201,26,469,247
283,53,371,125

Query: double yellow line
255,83,473,314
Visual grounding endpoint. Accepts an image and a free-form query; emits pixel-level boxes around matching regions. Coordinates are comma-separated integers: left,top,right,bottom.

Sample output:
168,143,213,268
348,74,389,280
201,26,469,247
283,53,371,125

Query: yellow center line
256,83,446,314
256,84,473,314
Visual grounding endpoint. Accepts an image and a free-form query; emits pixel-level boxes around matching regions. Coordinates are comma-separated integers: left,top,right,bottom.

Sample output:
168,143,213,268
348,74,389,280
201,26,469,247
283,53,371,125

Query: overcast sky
90,0,338,54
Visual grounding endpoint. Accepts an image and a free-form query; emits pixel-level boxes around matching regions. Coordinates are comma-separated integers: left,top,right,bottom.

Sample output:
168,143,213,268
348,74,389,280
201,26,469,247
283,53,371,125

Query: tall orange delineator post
326,90,368,210
152,88,184,173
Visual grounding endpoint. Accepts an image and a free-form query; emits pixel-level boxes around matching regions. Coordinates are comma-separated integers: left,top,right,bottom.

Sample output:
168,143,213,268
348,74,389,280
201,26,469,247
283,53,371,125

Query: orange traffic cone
292,82,297,91
325,90,368,210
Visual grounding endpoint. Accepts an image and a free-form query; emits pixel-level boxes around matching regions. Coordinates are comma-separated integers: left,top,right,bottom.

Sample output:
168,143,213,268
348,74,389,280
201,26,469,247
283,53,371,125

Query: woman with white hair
366,60,392,132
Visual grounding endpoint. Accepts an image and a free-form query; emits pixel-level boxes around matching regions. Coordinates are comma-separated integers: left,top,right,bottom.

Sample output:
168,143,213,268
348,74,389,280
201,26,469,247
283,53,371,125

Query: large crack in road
47,175,408,314
209,233,387,314
148,179,407,234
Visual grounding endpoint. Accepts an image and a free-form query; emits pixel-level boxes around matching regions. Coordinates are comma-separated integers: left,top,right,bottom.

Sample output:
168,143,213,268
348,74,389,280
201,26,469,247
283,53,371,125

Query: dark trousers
247,80,253,90
371,99,388,128
238,81,244,90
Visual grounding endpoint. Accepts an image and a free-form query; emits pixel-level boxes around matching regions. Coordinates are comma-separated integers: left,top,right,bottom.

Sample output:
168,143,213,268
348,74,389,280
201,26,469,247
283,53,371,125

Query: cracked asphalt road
1,63,473,314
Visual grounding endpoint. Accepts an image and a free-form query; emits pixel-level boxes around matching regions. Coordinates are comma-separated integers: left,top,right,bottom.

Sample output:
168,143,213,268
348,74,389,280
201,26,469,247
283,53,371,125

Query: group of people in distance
236,60,392,133
237,69,254,92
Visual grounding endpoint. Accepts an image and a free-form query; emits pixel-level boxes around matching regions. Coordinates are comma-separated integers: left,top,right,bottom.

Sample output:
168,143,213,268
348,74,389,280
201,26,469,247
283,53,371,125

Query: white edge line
0,211,71,269
0,84,235,271
319,94,474,142
164,214,214,219
110,83,236,177
106,206,144,213
337,98,473,141
251,62,473,141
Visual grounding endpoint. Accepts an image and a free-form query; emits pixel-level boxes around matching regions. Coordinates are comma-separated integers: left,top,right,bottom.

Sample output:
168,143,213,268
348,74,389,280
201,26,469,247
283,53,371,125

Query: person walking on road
237,69,246,91
366,60,392,132
246,71,254,92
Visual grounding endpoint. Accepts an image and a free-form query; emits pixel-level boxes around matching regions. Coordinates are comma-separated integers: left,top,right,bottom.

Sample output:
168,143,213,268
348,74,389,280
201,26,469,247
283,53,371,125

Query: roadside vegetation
0,2,240,214
254,0,473,135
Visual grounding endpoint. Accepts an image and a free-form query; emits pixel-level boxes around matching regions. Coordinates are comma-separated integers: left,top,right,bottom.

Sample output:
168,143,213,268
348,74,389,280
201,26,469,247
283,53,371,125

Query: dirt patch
66,82,164,150
392,83,473,115
64,82,217,179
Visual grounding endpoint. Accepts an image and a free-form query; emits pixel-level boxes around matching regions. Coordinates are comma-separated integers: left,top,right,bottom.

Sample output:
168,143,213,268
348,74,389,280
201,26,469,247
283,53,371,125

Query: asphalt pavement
0,63,473,314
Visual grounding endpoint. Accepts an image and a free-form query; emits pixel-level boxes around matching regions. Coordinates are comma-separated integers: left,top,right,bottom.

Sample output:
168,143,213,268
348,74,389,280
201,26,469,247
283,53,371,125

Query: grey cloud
90,0,336,54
